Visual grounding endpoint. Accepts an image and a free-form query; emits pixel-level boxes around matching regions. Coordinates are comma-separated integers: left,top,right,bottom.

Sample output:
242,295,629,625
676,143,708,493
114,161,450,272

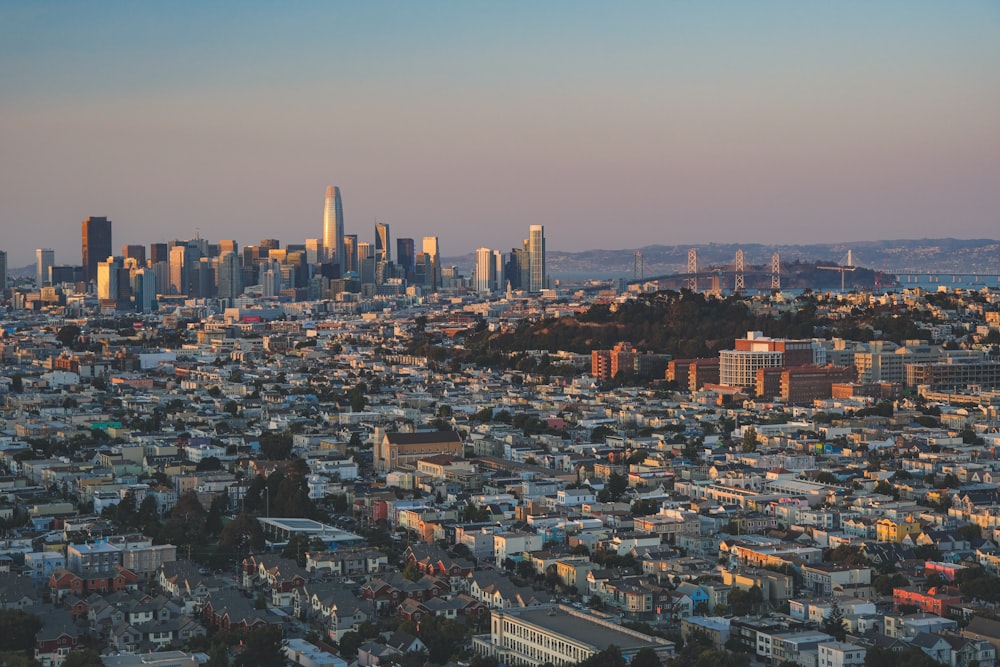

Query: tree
728,585,763,616
206,642,231,667
197,456,222,471
0,609,43,651
821,601,847,641
632,647,662,667
166,491,208,546
62,650,105,667
219,513,265,558
234,625,285,667
741,428,758,453
578,646,627,667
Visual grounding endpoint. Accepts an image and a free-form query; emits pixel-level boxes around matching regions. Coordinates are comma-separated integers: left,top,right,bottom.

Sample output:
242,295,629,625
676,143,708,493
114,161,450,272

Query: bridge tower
687,248,698,292
770,253,781,290
734,249,745,293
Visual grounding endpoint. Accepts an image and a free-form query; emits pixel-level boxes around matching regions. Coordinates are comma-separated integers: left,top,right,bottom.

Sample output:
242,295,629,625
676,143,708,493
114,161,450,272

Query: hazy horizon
3,1,999,267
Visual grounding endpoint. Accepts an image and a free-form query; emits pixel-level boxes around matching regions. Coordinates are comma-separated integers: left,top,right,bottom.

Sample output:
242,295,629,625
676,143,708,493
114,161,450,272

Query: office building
36,248,54,287
323,186,346,270
305,238,323,265
149,243,169,265
218,239,238,255
396,238,415,280
422,236,440,291
528,225,545,293
375,222,391,263
168,245,187,296
0,250,7,297
217,251,243,303
122,244,146,266
131,267,157,312
82,216,112,283
474,247,504,294
719,331,817,389
343,235,358,275
50,265,84,285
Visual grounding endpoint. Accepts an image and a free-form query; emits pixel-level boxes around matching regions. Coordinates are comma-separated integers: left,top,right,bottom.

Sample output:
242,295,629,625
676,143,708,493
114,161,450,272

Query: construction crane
818,265,856,292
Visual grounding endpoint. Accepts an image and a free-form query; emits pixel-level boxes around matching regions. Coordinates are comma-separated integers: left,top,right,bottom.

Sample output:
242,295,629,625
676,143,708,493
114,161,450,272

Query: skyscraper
528,225,546,293
396,238,415,280
0,250,7,297
305,238,323,265
122,244,146,266
82,216,112,283
323,186,346,271
474,247,498,293
217,251,243,304
343,235,358,275
422,236,440,292
375,222,391,263
36,248,54,287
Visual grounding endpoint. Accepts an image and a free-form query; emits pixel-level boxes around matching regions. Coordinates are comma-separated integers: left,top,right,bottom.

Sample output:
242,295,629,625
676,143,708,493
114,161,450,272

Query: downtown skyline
2,1,999,265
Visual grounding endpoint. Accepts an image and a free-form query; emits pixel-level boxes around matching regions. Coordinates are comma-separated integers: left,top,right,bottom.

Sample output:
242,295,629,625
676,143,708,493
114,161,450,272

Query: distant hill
445,238,1000,279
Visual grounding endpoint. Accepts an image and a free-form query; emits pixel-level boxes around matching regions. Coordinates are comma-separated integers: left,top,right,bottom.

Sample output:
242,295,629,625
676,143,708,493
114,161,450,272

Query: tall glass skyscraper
528,225,545,293
323,186,346,271
82,216,112,283
375,222,391,263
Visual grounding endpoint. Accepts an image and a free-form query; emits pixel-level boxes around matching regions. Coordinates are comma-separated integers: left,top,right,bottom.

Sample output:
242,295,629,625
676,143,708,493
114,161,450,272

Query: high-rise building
36,248,54,287
323,186,346,270
357,242,375,286
218,239,238,255
122,244,146,266
396,238,415,280
217,251,243,303
305,238,323,265
343,235,358,275
528,225,546,293
422,236,440,291
474,247,502,294
97,256,129,308
168,245,187,296
149,243,169,265
375,222,391,263
82,216,112,283
0,250,7,297
130,267,156,312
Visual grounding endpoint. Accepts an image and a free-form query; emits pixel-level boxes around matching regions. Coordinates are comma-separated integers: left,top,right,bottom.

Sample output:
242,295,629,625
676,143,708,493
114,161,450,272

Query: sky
2,1,999,267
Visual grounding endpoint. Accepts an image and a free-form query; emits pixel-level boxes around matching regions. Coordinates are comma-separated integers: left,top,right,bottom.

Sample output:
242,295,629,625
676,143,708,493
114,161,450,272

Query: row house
201,589,278,632
360,572,448,611
49,566,139,603
305,547,389,580
34,612,79,667
893,586,962,617
801,564,874,598
292,583,369,641
468,571,550,610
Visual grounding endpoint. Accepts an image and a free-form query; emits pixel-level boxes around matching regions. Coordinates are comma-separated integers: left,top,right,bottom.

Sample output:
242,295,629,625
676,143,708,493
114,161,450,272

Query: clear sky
2,1,999,266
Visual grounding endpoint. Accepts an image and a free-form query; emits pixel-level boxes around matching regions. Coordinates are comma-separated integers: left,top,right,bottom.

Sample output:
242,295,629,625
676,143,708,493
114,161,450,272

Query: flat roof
506,606,662,652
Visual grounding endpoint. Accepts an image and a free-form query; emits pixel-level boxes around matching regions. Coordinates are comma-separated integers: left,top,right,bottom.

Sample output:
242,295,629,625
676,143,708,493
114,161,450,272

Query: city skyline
2,2,999,265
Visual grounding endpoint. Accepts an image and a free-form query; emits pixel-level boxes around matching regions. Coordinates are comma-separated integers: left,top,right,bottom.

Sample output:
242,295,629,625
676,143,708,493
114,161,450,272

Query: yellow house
875,516,922,543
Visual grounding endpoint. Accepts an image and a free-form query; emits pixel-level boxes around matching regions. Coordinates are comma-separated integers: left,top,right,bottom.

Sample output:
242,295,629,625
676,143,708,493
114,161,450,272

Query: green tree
166,491,209,546
821,601,847,641
741,428,758,453
62,650,105,667
219,513,265,558
0,609,43,651
632,647,662,667
234,625,284,667
206,642,231,667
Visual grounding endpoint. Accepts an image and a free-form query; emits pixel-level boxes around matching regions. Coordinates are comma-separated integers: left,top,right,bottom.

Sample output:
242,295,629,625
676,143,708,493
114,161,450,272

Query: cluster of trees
243,459,316,518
